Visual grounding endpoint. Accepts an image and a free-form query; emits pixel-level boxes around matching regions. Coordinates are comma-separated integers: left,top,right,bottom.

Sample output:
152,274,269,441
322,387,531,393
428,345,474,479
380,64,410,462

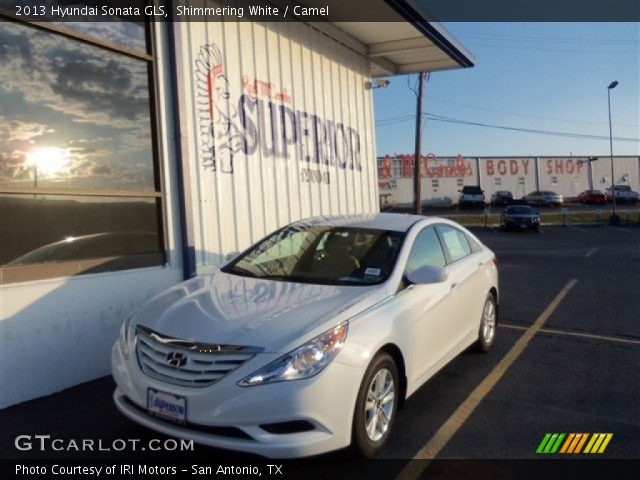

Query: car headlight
238,322,348,386
119,310,136,359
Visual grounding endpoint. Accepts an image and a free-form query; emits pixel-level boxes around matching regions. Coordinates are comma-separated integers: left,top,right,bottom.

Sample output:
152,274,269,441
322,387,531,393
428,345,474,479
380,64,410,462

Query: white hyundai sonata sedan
112,213,498,458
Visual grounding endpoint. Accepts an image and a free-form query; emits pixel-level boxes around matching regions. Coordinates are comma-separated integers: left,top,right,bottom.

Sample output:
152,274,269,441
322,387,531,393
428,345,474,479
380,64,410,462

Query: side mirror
405,265,449,285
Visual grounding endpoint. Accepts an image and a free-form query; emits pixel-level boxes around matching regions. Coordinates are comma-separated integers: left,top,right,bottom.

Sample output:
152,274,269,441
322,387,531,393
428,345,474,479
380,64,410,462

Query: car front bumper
505,219,539,229
111,342,364,458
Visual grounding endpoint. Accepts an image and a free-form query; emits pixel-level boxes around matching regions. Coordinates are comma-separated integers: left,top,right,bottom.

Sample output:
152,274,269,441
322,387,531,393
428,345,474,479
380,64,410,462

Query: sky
373,22,640,157
0,21,154,191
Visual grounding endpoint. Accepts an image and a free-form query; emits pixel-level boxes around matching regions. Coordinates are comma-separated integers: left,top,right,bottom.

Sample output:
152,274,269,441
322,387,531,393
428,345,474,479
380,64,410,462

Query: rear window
615,185,631,191
462,186,483,194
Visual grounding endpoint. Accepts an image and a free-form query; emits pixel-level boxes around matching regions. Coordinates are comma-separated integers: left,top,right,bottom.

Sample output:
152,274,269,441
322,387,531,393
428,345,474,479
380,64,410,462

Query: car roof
292,213,431,233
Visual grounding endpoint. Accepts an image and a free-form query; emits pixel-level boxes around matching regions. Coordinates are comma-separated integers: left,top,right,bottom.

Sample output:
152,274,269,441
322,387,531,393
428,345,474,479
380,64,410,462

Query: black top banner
0,0,640,22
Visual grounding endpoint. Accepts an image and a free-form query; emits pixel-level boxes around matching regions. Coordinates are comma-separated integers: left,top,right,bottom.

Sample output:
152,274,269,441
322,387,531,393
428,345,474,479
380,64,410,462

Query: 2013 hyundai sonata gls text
112,213,499,458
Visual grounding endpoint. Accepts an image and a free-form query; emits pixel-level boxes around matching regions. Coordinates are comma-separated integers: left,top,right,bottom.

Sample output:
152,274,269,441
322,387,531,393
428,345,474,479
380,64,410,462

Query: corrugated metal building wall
380,155,640,205
479,157,537,199
590,156,640,192
537,157,591,197
175,20,378,272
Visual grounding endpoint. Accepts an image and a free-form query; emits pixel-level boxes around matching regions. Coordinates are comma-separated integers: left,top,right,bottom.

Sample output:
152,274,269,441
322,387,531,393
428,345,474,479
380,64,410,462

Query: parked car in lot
524,190,563,207
112,214,499,458
605,185,638,204
458,185,485,208
578,189,607,205
491,190,514,206
501,205,540,232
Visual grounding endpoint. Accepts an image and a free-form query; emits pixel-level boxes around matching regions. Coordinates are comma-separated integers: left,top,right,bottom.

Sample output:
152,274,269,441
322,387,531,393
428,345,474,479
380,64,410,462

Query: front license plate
520,224,527,229
147,389,186,424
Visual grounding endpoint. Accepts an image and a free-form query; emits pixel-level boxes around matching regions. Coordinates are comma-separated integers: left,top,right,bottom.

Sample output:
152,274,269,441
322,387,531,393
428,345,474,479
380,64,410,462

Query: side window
405,227,446,273
466,234,483,253
436,225,472,263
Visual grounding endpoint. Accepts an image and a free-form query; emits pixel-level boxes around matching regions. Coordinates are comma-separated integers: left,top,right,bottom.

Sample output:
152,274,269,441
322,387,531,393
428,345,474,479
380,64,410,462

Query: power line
453,29,639,45
459,41,638,54
424,96,640,127
375,113,640,142
427,114,640,142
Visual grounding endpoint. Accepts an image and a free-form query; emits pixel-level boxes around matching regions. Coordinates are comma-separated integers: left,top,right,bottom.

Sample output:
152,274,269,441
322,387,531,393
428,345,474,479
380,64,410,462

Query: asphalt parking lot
2,225,638,469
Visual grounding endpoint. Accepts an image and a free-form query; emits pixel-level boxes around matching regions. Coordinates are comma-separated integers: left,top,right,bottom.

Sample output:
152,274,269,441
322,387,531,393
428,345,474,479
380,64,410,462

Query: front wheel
474,295,497,352
351,353,399,457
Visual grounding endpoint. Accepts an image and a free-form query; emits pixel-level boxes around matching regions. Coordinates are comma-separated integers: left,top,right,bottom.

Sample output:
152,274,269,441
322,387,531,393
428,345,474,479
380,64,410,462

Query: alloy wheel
364,368,395,442
482,299,496,344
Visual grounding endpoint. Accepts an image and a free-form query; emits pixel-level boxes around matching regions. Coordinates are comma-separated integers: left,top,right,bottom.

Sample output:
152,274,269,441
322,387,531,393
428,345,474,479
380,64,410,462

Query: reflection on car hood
133,271,386,352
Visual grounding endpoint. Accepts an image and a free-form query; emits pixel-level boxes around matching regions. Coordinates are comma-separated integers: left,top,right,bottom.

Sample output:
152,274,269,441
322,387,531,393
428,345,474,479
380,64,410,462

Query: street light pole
607,81,618,220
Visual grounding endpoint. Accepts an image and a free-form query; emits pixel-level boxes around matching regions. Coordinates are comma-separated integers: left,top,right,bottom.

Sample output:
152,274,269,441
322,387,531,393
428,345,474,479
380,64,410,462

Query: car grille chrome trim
135,325,262,387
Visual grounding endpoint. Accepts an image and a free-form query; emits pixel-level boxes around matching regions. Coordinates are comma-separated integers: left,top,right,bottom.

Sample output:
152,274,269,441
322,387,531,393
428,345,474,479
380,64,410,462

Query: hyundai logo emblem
166,351,187,368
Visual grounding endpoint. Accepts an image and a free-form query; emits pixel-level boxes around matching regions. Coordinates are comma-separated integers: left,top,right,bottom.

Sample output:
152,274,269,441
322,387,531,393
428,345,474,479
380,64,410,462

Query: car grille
135,325,261,387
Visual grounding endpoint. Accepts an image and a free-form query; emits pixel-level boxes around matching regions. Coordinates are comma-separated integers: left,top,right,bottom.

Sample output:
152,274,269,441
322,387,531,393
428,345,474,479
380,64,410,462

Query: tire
533,225,540,233
351,352,399,457
474,294,497,353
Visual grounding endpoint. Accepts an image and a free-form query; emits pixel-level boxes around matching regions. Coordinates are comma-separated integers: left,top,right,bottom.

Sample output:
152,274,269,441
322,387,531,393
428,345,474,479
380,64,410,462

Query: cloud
91,164,112,175
0,117,55,142
0,21,156,191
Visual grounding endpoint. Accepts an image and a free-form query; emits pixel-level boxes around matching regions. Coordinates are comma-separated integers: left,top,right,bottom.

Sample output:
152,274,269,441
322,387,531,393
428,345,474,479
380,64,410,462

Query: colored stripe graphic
536,433,552,453
559,433,575,453
539,433,613,454
573,433,589,453
584,433,614,454
537,433,565,453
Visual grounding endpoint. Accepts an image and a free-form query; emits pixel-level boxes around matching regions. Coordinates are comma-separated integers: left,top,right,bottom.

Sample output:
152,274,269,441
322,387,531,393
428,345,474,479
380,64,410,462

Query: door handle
450,282,458,291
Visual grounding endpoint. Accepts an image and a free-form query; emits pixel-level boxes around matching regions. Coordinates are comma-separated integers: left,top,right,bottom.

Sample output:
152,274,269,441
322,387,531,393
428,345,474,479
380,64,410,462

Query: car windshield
542,191,556,195
497,191,512,196
615,185,631,191
222,226,405,286
462,186,483,194
506,206,534,214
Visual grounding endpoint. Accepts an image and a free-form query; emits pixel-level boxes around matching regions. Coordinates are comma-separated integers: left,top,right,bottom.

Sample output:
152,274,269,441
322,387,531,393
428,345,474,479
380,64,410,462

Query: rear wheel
474,295,497,352
351,353,399,457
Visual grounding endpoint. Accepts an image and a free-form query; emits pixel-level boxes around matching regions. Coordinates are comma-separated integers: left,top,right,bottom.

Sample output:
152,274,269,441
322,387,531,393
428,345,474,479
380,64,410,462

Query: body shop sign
194,43,361,176
485,158,584,176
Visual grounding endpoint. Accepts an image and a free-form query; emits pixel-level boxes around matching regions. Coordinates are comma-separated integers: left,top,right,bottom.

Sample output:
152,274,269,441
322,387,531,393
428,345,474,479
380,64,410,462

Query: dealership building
378,154,640,206
0,3,476,407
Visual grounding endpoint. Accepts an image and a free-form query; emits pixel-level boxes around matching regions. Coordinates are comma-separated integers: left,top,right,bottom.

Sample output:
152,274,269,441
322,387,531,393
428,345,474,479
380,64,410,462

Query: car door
395,226,456,385
435,225,488,348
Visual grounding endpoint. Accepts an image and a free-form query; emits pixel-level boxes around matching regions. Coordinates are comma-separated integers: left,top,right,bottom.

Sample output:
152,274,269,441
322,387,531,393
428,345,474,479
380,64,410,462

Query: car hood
132,271,386,352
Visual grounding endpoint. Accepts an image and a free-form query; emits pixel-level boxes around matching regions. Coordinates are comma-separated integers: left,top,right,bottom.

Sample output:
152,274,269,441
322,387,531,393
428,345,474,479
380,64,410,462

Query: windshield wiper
225,265,258,278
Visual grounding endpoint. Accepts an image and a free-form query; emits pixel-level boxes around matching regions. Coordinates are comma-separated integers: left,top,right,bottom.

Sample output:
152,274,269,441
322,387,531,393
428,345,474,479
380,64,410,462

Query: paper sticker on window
365,268,381,276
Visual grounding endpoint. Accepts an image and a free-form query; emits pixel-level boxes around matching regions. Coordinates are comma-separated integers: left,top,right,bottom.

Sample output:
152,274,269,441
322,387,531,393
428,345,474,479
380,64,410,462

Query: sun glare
26,147,69,176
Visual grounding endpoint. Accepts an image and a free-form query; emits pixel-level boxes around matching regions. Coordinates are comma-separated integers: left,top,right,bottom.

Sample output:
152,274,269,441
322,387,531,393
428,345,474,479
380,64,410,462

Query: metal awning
300,0,475,77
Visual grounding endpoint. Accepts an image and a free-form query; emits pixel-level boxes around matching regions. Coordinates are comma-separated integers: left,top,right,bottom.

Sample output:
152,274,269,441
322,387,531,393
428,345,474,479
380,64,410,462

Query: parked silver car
524,190,563,207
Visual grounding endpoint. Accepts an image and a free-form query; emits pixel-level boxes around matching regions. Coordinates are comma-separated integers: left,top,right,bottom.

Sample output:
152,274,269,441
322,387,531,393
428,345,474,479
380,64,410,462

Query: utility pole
607,81,618,221
413,72,426,215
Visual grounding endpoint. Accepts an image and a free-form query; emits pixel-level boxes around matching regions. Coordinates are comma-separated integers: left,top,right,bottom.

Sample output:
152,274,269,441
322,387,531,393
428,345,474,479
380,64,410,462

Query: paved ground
2,225,639,469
